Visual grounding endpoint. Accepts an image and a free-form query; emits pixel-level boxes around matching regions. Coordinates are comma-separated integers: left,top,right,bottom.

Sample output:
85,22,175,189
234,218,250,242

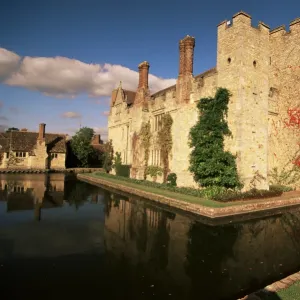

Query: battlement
218,11,270,34
269,17,300,38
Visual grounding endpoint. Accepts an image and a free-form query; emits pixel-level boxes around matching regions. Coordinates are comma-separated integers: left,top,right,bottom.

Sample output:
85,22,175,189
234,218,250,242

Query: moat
1,174,300,300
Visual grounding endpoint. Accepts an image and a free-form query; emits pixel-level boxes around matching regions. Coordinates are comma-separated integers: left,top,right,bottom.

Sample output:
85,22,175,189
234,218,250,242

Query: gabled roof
0,131,67,154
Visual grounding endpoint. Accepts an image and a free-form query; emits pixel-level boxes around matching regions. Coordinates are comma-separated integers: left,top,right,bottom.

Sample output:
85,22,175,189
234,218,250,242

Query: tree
70,127,95,167
102,140,114,173
189,88,242,189
6,127,19,132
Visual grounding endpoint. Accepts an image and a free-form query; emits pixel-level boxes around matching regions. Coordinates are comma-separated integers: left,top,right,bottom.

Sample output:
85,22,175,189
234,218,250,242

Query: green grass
260,281,300,299
83,172,244,208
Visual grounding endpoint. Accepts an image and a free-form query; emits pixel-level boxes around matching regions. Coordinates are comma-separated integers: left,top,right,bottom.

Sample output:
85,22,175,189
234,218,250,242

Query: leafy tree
189,88,242,189
6,127,19,132
103,139,114,173
70,127,95,167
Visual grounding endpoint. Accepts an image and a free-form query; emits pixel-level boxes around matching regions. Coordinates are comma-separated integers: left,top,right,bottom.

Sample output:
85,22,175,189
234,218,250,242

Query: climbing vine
189,88,242,189
139,121,152,179
157,113,173,183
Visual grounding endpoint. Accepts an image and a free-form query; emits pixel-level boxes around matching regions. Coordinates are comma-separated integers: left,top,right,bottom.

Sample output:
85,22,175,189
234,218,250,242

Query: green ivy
146,165,163,182
157,113,173,183
139,121,152,180
189,88,242,189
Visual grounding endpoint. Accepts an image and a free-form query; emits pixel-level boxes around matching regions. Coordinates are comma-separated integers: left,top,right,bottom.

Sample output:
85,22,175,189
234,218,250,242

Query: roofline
150,67,217,97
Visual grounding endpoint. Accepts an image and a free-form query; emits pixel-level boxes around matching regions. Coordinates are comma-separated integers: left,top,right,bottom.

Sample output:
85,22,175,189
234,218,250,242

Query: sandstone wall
268,19,300,184
28,141,48,169
217,13,270,190
49,153,66,169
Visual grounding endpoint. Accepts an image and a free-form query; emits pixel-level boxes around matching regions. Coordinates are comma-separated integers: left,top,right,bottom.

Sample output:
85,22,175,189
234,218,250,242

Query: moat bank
78,173,300,220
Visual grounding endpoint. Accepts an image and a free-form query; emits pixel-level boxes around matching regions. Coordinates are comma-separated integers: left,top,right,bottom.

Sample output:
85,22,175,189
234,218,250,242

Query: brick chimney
178,39,185,76
176,35,195,104
138,61,150,89
38,123,46,140
183,36,195,76
92,134,101,145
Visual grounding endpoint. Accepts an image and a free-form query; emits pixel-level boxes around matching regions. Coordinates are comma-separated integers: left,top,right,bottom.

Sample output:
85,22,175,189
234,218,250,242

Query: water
0,174,300,300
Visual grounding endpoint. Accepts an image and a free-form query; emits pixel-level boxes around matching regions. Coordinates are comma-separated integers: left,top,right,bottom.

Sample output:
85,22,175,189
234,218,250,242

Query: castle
108,11,300,190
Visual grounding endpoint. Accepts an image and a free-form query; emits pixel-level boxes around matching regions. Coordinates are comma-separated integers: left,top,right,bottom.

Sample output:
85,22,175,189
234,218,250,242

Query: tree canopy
70,127,96,167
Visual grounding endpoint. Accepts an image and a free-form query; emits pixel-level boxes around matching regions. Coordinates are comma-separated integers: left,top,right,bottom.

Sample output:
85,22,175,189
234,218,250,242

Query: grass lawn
260,281,300,299
84,173,247,208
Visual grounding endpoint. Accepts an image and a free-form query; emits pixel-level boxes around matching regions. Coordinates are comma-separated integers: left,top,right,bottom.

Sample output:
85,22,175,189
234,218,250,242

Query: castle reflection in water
1,174,300,299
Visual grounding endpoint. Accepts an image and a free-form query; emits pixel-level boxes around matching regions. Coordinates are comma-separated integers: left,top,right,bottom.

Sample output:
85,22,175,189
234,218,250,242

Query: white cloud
0,48,20,79
102,111,109,117
61,111,82,119
1,48,176,100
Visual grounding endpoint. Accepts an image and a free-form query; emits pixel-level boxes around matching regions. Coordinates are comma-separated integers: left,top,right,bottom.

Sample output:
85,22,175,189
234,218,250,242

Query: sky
0,0,299,140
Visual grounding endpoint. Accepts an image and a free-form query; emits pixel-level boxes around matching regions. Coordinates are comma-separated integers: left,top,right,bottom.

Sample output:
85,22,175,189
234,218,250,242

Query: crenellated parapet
217,11,270,35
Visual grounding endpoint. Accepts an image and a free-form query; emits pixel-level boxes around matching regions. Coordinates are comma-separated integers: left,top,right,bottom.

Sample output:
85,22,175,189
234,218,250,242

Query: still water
0,174,300,300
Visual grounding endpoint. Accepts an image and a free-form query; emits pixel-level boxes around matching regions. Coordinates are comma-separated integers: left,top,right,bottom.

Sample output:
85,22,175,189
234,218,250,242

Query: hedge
115,164,131,178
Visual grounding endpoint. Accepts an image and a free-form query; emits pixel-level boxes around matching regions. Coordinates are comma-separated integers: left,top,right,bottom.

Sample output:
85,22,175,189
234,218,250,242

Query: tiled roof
0,131,66,154
124,90,136,105
92,144,105,152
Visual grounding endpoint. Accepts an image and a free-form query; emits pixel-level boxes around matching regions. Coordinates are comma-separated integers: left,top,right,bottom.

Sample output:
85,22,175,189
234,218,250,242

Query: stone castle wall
108,12,300,190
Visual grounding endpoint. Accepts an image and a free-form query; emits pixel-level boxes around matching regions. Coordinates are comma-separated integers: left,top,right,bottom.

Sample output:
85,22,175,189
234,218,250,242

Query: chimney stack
38,123,46,140
178,36,195,77
92,134,101,145
178,39,185,76
183,36,195,75
138,61,150,89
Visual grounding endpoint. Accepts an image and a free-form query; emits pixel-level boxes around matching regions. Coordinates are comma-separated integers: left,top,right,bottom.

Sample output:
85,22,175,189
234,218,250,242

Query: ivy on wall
139,121,152,179
189,88,242,189
157,113,173,183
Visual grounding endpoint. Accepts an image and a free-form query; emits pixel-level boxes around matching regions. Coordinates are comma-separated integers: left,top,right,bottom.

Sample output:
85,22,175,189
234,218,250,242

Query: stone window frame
151,148,161,166
51,153,58,159
15,152,26,158
154,113,165,132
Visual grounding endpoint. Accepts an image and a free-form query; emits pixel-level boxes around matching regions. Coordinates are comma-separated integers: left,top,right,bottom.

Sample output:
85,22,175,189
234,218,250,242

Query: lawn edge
78,173,300,219
239,271,300,299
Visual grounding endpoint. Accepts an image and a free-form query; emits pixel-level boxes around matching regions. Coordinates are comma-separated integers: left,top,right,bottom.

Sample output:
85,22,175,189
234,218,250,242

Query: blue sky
0,0,299,140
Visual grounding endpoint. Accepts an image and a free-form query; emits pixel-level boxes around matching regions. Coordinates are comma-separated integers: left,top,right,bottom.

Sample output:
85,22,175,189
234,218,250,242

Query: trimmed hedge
212,188,283,202
93,172,285,202
116,164,131,178
269,184,294,192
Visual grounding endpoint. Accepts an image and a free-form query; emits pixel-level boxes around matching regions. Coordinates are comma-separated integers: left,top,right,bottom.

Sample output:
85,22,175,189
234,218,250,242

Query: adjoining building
108,11,300,190
0,123,67,170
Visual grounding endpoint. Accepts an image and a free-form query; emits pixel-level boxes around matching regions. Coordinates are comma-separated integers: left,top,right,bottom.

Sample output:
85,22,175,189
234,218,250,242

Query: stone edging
77,174,300,219
239,271,300,299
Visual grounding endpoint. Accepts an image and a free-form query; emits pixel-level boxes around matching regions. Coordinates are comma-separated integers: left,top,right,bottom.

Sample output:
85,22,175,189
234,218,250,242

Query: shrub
116,164,131,178
269,184,294,192
212,188,283,202
189,88,242,189
146,165,163,182
166,173,177,186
